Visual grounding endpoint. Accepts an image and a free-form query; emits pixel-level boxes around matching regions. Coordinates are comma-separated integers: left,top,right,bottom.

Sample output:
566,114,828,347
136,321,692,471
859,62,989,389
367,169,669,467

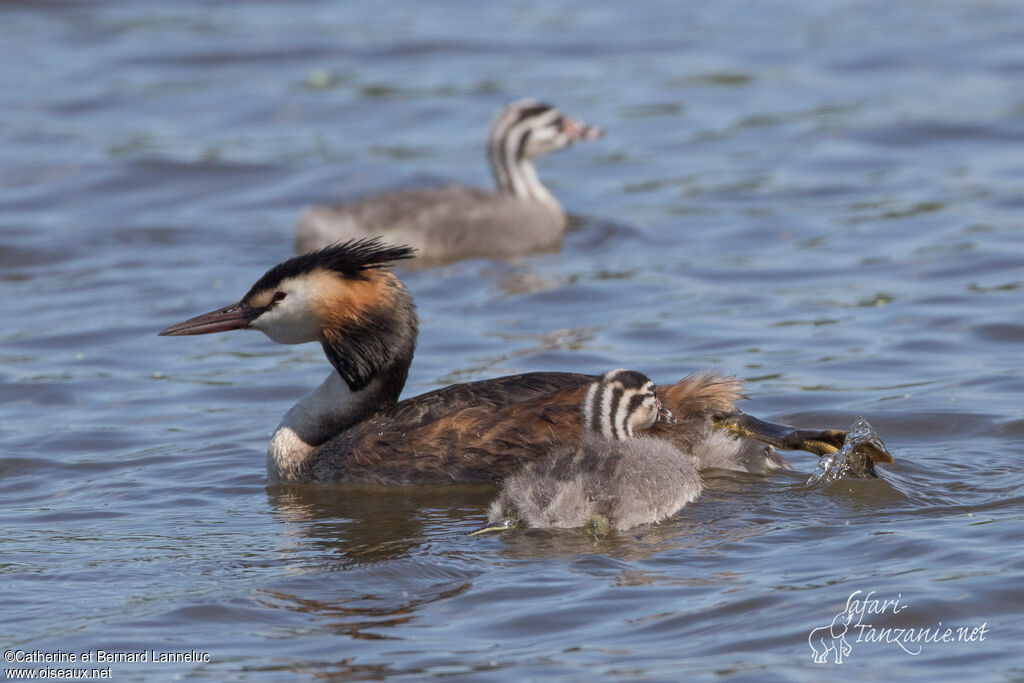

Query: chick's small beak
656,398,676,424
158,302,256,336
562,116,605,142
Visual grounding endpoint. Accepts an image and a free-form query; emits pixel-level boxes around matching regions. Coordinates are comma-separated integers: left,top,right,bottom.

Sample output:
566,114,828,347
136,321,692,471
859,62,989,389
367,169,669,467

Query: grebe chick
294,99,603,265
159,238,850,485
487,369,704,532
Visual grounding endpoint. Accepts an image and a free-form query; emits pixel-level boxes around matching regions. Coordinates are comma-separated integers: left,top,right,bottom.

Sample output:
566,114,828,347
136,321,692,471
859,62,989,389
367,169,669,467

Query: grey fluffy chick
487,369,705,533
295,99,602,265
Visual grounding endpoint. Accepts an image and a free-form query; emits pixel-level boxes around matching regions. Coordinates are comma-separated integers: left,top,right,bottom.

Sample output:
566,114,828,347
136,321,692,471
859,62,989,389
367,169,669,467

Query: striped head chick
479,369,697,536
582,368,676,441
487,99,603,205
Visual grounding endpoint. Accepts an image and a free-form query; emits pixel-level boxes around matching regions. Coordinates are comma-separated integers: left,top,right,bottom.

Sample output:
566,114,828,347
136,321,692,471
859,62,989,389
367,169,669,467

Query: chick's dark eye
272,291,287,303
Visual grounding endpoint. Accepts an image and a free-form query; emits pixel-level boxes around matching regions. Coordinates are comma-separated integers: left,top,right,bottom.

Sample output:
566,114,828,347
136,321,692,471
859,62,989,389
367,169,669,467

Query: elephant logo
808,609,855,664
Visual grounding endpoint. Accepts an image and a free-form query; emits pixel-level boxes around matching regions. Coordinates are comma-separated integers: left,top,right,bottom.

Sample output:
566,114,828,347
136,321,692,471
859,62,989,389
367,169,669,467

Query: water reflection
266,483,496,566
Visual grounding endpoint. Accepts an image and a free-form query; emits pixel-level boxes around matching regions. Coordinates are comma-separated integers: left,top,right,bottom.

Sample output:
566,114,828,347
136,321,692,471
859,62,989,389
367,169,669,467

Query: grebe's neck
488,127,562,214
267,371,388,481
497,156,562,214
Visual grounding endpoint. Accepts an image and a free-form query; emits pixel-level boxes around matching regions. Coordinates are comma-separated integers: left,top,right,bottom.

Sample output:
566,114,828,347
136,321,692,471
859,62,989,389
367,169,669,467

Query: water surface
2,0,1022,679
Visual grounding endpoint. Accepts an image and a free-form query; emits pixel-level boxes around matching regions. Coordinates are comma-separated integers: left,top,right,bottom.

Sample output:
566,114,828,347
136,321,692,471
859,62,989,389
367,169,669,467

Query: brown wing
309,372,592,484
375,372,593,428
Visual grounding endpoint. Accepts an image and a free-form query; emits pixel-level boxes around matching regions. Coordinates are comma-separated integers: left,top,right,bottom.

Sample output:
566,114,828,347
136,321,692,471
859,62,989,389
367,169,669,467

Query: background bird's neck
490,152,562,214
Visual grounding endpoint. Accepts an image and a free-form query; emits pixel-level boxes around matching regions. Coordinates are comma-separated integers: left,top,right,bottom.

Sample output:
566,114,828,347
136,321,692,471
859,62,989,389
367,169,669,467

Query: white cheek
251,280,323,345
253,308,320,344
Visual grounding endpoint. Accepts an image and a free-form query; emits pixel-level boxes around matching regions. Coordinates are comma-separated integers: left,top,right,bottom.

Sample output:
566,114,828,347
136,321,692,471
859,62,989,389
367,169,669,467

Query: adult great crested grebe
294,100,603,265
159,239,847,485
485,369,707,532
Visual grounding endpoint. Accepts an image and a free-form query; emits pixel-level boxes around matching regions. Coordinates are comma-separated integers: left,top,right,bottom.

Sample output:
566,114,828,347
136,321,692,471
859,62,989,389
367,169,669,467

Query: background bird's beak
158,302,254,336
656,399,676,424
563,117,604,142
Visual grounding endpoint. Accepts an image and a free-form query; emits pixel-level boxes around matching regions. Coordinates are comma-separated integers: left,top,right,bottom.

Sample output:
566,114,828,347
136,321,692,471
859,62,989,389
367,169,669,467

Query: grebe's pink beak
158,302,254,336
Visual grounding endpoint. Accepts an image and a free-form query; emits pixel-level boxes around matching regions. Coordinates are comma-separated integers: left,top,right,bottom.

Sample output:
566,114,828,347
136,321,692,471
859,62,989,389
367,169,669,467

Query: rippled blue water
2,1,1022,679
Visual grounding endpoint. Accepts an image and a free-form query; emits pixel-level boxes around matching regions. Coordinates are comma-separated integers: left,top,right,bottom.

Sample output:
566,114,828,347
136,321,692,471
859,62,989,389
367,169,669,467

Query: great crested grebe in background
159,238,848,485
294,100,603,264
485,369,705,532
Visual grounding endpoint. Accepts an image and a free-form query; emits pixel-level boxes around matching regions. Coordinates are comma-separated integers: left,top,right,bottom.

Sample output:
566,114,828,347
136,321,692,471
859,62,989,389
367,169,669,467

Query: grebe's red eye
272,291,287,303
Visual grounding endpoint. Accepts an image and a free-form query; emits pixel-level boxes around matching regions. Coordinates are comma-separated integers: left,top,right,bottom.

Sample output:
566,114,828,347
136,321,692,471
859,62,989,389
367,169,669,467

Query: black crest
243,238,416,302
